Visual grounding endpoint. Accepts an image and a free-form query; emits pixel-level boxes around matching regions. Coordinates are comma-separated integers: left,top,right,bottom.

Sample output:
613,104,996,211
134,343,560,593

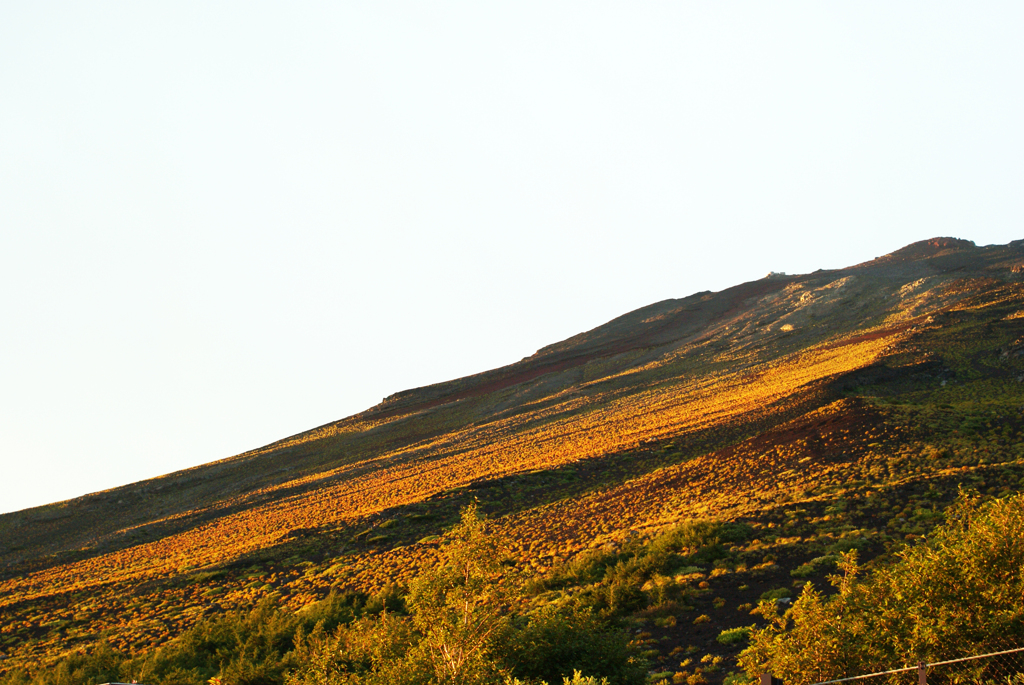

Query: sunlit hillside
4,237,1024,679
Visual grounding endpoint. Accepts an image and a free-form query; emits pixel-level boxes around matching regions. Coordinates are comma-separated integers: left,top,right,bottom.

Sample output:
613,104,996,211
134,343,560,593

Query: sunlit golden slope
3,237,1024,668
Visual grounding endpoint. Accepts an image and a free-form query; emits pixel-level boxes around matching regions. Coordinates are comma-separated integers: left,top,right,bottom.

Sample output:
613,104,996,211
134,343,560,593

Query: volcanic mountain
4,236,1024,671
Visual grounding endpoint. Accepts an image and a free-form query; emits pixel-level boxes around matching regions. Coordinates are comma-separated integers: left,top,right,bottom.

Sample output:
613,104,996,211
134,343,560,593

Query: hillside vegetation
740,490,1024,684
4,237,1024,684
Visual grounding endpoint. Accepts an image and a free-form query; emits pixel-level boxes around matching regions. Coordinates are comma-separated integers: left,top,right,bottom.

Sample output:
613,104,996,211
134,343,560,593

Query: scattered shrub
758,588,791,601
721,672,751,685
717,626,754,645
790,555,839,578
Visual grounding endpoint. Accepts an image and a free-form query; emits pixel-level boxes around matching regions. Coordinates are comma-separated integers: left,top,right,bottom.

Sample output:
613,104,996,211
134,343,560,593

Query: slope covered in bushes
6,239,1024,683
740,491,1024,684
0,506,646,685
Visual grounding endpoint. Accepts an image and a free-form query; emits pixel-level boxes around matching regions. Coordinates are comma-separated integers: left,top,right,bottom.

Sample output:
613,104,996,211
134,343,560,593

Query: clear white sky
2,3,1022,515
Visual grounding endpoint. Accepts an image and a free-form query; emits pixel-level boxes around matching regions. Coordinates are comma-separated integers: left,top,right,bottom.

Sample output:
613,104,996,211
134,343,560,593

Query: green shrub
790,555,838,578
758,588,791,601
562,549,618,585
740,491,1024,685
601,571,647,616
363,583,407,615
563,671,612,685
717,523,754,545
506,605,644,685
716,626,754,645
721,672,752,685
824,537,867,554
648,521,721,558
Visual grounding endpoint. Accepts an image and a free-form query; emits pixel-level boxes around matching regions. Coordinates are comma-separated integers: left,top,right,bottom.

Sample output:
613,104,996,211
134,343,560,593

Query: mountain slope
4,237,1024,671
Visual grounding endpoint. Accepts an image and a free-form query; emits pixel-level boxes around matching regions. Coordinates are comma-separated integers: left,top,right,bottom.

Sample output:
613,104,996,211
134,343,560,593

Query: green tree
406,503,517,685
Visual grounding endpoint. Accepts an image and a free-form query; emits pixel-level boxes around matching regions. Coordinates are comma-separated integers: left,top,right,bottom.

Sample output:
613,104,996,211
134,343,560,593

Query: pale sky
2,3,1022,514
